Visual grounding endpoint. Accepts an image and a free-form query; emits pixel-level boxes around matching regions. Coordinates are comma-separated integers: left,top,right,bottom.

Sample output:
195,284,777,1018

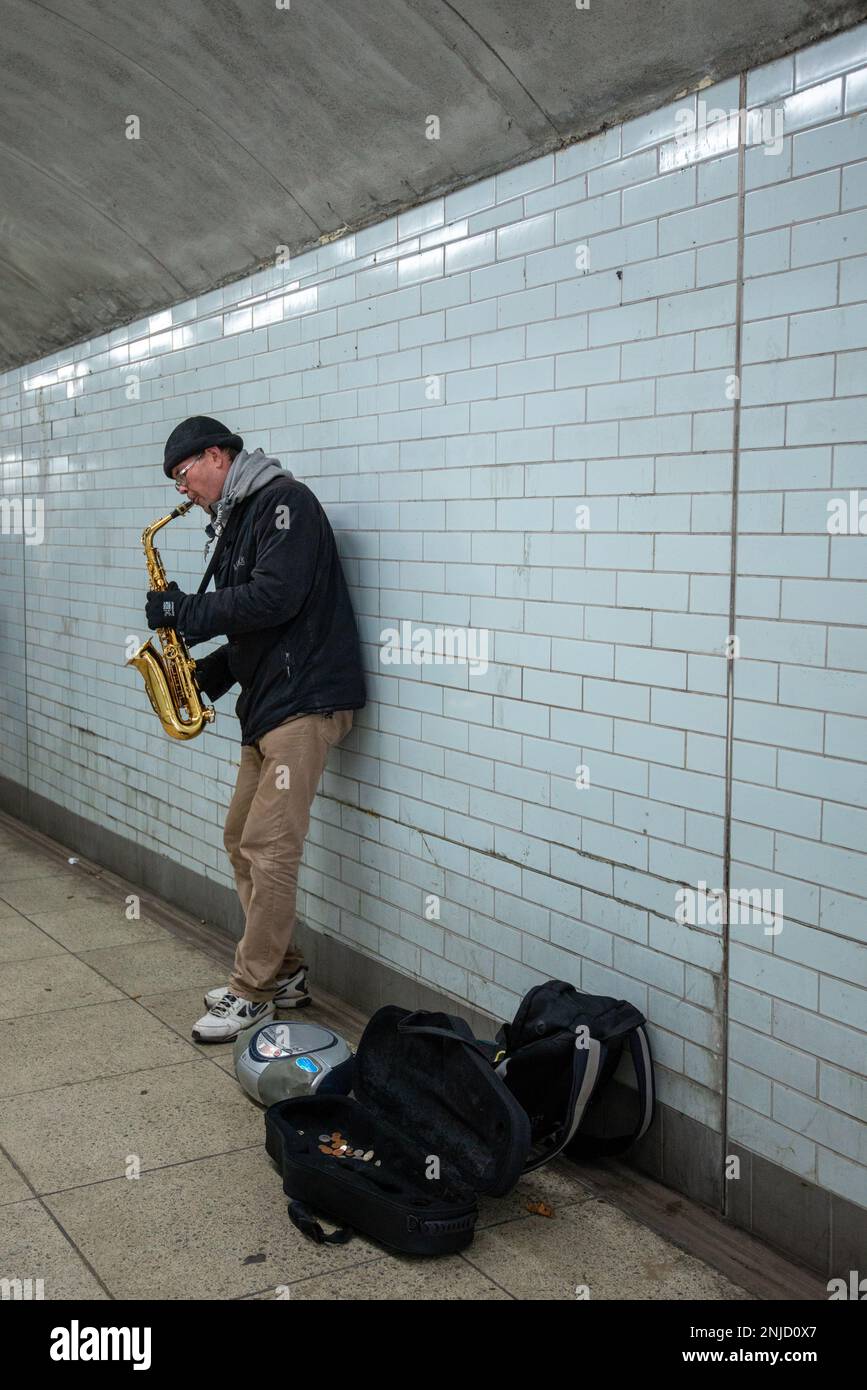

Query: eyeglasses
173,452,205,491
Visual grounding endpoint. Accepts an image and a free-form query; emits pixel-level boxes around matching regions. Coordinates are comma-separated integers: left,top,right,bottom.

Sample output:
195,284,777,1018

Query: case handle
288,1200,354,1246
396,1013,497,1064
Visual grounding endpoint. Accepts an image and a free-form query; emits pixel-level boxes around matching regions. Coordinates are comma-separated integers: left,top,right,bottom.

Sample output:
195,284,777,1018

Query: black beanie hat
162,416,244,478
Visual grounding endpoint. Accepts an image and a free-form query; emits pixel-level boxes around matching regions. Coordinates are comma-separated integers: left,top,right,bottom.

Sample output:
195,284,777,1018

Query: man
146,415,366,1042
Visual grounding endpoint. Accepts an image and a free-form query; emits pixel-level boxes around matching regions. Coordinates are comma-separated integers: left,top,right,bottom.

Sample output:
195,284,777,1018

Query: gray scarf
203,447,290,557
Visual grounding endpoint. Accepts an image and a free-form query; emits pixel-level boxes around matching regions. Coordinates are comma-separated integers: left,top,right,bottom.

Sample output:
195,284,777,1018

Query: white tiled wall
1,25,865,1208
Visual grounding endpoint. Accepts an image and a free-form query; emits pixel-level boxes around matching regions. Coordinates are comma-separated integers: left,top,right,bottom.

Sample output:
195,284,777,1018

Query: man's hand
146,580,188,631
192,646,234,701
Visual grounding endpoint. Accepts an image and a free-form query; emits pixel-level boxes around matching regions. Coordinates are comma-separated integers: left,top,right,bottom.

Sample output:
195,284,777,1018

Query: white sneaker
203,966,311,1013
192,993,275,1044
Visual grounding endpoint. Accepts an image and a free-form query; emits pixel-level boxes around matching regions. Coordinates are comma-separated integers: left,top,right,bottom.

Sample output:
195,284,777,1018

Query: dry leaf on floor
526,1199,554,1218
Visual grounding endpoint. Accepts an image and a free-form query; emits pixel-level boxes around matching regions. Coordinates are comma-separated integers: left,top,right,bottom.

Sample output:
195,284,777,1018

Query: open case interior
268,1005,530,1203
271,1094,473,1206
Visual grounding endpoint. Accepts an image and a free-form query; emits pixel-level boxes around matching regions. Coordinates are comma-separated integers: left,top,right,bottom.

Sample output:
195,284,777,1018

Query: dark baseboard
1,771,862,1285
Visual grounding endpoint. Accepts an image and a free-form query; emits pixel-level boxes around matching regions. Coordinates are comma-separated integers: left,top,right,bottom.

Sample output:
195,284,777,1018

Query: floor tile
0,1060,263,1194
44,1148,378,1300
245,1253,513,1299
0,1149,33,1206
0,870,119,916
29,905,171,954
0,850,68,881
0,912,68,964
76,939,226,997
0,954,123,1020
0,999,197,1097
464,1196,754,1300
0,1199,108,1300
477,1158,594,1228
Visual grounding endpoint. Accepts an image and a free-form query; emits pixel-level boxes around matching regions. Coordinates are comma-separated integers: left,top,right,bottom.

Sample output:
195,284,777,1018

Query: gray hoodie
203,447,292,558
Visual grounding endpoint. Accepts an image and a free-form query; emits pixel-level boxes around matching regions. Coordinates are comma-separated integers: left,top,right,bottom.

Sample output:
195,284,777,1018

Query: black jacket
176,475,366,745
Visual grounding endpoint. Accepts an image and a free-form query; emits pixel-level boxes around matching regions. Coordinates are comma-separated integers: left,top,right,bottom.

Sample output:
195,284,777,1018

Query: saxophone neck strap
197,525,229,595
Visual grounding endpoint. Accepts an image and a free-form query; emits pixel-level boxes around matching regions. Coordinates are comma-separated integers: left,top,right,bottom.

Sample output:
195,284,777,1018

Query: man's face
171,446,232,510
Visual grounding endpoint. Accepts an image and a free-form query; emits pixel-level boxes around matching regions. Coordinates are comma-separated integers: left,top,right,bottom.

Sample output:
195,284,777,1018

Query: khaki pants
223,710,353,1002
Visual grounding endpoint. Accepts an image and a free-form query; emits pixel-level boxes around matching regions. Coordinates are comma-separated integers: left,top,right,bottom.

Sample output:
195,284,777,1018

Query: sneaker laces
209,992,239,1018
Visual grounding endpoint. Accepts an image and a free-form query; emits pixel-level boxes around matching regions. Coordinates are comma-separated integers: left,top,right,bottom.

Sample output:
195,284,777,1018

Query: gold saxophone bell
127,500,216,741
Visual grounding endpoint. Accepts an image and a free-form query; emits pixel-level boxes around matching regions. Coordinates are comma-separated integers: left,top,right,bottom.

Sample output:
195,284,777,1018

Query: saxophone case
264,1004,532,1256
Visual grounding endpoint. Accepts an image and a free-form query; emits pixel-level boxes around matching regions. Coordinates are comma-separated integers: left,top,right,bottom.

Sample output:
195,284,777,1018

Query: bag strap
504,1033,606,1174
288,1200,354,1246
566,1025,655,1160
396,1012,495,1065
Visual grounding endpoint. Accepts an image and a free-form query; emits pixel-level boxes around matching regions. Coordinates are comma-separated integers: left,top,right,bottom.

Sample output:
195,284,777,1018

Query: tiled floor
0,814,774,1300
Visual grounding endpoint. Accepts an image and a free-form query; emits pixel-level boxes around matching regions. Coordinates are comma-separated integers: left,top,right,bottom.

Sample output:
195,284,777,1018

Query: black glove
192,646,234,702
146,581,187,631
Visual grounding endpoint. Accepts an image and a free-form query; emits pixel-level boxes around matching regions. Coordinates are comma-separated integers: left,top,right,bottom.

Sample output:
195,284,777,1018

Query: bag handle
288,1200,354,1246
396,1012,496,1064
567,1025,656,1160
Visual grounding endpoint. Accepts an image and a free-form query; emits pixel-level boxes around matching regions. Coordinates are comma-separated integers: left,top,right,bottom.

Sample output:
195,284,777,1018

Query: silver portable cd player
233,1020,354,1105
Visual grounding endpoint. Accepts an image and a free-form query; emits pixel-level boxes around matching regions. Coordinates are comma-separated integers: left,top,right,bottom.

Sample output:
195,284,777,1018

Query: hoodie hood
203,447,291,555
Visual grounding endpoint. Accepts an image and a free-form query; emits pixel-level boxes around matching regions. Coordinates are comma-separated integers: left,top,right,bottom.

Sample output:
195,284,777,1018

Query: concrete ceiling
3,0,867,372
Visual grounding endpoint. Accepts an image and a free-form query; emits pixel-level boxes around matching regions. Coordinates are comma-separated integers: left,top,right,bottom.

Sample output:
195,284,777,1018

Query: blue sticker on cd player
295,1056,318,1072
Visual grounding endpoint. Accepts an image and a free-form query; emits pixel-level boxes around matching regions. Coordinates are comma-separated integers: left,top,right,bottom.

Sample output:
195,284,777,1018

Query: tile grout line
236,1253,397,1298
18,379,30,803
0,1138,116,1301
720,70,749,1223
0,1049,226,1104
27,1142,268,1200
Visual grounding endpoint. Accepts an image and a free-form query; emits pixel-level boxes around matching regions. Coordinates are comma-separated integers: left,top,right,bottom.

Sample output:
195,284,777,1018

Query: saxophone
127,500,216,740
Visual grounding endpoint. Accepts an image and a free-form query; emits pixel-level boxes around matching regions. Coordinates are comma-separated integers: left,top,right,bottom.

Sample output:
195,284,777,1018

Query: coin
353,1149,364,1157
362,1150,374,1161
319,1134,330,1143
374,1159,381,1167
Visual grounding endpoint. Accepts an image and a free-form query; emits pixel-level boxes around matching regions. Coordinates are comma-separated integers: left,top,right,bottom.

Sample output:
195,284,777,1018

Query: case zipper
406,1213,476,1235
